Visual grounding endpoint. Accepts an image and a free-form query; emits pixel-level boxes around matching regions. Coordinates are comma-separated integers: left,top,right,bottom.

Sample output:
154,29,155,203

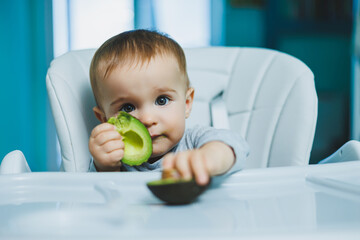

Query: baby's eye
120,103,135,113
155,96,169,106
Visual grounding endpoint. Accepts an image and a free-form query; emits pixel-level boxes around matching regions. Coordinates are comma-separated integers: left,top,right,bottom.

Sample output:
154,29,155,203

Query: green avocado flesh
147,178,192,186
108,111,152,166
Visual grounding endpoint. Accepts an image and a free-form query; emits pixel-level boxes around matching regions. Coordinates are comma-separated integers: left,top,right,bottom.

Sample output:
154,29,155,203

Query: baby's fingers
163,153,192,180
190,151,209,186
162,153,176,170
91,128,121,147
107,149,124,167
101,139,124,153
91,123,117,139
174,153,192,180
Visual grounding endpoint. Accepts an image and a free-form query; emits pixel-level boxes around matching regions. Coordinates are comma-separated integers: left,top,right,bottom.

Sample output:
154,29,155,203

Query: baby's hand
89,123,124,171
162,149,210,186
162,141,235,186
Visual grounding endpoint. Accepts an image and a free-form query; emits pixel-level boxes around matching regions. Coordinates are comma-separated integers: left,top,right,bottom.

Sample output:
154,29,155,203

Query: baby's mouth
151,134,164,141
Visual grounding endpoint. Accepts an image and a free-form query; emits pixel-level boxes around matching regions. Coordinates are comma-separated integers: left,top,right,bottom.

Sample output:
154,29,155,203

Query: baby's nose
138,112,156,127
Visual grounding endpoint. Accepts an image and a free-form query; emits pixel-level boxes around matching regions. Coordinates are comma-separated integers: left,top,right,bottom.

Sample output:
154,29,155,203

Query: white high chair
45,47,319,172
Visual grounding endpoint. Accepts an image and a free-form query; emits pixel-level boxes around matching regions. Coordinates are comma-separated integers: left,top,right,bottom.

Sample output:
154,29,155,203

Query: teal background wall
0,0,55,171
278,35,351,162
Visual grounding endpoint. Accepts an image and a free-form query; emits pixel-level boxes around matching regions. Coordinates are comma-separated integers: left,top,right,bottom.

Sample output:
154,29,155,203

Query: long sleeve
88,157,97,172
176,125,249,175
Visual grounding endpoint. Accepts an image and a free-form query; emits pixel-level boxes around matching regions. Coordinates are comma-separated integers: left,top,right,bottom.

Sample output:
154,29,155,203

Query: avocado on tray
147,170,211,205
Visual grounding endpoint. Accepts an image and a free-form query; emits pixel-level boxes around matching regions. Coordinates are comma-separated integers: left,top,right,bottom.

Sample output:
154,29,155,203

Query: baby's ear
93,106,107,123
185,88,194,119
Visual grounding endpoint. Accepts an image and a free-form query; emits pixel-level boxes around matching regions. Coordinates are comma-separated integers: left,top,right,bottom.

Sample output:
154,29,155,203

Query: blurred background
0,0,359,171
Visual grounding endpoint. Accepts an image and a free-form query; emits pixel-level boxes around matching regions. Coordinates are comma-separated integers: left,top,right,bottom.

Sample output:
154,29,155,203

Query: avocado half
147,178,210,205
108,111,152,166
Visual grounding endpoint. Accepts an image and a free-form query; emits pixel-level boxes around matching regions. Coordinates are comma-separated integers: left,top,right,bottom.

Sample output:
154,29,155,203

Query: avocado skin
147,179,210,205
108,111,152,166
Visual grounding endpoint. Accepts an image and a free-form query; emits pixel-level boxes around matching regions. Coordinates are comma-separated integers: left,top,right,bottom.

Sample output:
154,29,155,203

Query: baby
88,29,248,185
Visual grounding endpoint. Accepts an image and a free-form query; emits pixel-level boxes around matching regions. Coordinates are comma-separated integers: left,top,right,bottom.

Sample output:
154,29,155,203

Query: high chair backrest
46,47,317,171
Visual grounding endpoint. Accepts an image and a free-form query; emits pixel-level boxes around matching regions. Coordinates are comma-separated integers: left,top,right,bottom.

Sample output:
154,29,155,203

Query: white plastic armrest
0,150,31,174
318,140,360,164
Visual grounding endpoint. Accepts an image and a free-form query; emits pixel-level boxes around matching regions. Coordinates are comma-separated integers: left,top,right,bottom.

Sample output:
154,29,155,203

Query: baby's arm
89,123,124,171
162,141,235,186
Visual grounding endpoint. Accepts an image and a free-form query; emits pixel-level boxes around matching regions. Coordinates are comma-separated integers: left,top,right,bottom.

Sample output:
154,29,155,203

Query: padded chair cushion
47,49,97,171
46,47,317,172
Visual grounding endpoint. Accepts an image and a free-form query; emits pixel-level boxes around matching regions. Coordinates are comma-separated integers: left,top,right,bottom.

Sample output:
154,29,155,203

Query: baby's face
98,54,193,160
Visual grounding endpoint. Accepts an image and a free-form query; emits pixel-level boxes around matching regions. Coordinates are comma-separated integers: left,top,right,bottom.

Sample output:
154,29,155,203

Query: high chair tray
0,161,359,240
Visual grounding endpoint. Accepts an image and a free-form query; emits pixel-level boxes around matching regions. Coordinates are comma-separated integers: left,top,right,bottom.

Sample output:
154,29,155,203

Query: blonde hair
90,29,189,108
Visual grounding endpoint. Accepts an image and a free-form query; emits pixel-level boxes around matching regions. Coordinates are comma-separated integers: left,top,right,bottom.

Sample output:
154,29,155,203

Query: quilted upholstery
46,47,317,171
